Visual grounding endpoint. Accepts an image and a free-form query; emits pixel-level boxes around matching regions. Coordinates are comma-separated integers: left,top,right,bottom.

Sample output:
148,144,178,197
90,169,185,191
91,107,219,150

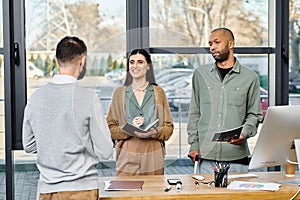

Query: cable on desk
290,187,300,200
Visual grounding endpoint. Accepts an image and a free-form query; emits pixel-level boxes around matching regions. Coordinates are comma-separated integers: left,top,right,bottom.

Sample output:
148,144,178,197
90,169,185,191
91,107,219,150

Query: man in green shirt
187,28,263,174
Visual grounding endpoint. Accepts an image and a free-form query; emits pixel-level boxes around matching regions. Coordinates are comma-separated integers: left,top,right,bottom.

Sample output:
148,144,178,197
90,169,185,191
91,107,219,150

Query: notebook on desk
104,180,144,191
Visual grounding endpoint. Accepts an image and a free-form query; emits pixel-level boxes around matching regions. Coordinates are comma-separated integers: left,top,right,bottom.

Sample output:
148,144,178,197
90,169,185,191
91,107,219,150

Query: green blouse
125,84,157,129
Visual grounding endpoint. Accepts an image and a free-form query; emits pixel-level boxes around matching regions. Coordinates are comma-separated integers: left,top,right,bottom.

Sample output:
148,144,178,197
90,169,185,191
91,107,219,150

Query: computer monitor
249,105,300,169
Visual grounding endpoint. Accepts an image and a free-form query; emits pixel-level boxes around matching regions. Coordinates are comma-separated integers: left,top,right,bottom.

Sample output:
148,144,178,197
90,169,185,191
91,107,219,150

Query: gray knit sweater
22,75,113,193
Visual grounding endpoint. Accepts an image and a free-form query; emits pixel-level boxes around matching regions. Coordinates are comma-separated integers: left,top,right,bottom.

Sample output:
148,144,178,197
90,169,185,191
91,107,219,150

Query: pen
164,185,172,192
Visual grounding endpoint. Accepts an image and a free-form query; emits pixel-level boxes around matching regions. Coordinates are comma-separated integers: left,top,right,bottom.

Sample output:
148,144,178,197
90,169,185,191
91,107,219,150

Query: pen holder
214,170,228,187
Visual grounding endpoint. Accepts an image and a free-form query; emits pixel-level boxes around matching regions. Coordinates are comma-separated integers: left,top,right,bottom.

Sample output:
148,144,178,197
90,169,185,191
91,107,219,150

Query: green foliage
91,57,98,76
259,75,268,90
119,62,125,69
86,56,92,76
34,54,43,71
29,54,35,63
52,58,58,75
112,60,118,70
44,56,51,76
107,54,113,72
99,57,106,76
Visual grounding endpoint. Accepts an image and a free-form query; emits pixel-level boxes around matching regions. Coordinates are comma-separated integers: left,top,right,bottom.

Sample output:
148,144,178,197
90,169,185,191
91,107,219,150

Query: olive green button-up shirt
187,59,263,161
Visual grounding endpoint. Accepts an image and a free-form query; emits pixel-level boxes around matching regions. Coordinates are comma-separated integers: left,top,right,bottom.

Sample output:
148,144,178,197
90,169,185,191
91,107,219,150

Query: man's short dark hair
211,27,235,41
55,36,87,63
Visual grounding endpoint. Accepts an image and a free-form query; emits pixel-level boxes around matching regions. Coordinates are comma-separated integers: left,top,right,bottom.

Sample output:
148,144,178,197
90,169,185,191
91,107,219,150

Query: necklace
131,82,149,92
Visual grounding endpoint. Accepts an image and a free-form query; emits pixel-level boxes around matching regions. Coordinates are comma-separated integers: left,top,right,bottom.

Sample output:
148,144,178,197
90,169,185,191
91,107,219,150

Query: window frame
4,0,289,198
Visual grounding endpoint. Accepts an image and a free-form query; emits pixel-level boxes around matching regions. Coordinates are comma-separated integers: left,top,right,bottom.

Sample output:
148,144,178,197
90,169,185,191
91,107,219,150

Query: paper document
122,119,159,135
211,126,243,142
227,181,281,191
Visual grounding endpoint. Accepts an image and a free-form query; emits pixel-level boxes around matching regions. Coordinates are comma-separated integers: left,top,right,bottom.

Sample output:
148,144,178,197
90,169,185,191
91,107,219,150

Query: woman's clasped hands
134,128,157,139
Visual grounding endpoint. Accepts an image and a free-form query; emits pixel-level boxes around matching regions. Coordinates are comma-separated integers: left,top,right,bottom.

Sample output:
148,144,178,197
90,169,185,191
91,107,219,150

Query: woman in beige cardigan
106,49,174,176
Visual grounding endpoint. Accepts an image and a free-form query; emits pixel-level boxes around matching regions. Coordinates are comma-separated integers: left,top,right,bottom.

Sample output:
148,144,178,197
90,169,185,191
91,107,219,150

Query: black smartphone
167,178,181,185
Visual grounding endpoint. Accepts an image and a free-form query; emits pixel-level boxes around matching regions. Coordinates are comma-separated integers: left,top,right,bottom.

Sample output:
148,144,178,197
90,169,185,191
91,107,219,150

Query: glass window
289,0,300,106
25,0,126,82
24,0,126,109
1,0,286,199
17,1,126,197
237,54,269,118
150,0,269,47
21,0,126,164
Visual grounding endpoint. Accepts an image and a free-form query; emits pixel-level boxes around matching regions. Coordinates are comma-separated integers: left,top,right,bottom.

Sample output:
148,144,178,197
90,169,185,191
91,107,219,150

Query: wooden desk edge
98,172,300,200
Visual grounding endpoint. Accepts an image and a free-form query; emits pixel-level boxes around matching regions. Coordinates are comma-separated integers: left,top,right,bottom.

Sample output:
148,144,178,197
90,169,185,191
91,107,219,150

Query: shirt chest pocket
227,87,247,107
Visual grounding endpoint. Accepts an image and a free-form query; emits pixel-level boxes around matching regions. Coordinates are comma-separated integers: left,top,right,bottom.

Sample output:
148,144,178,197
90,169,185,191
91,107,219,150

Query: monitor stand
278,139,300,185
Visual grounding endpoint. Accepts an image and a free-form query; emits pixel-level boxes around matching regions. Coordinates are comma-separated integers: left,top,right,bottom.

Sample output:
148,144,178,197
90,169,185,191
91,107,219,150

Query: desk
98,172,300,199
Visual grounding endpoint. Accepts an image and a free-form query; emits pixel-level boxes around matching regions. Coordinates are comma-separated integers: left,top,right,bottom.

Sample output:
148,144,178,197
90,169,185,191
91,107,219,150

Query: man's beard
77,64,86,80
213,47,230,63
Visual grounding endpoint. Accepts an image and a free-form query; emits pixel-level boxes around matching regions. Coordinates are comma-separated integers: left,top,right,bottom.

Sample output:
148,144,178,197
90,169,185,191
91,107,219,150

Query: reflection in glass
22,0,126,166
150,0,268,47
237,54,269,117
25,0,126,83
24,0,127,113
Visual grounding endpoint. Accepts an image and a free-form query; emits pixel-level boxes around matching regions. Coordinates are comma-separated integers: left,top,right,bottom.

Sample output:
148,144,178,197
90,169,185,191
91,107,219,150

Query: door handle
14,42,20,66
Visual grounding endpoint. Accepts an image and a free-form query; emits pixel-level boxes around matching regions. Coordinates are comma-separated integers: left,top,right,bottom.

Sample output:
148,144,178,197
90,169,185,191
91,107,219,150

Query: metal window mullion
4,0,15,199
275,0,289,106
149,47,275,54
126,0,149,53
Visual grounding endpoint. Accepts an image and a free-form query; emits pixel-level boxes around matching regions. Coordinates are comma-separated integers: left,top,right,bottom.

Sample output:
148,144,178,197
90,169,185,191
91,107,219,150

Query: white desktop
249,105,300,170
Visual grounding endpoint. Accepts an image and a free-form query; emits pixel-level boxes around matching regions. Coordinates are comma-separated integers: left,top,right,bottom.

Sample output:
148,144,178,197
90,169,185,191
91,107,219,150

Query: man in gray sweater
22,36,113,199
